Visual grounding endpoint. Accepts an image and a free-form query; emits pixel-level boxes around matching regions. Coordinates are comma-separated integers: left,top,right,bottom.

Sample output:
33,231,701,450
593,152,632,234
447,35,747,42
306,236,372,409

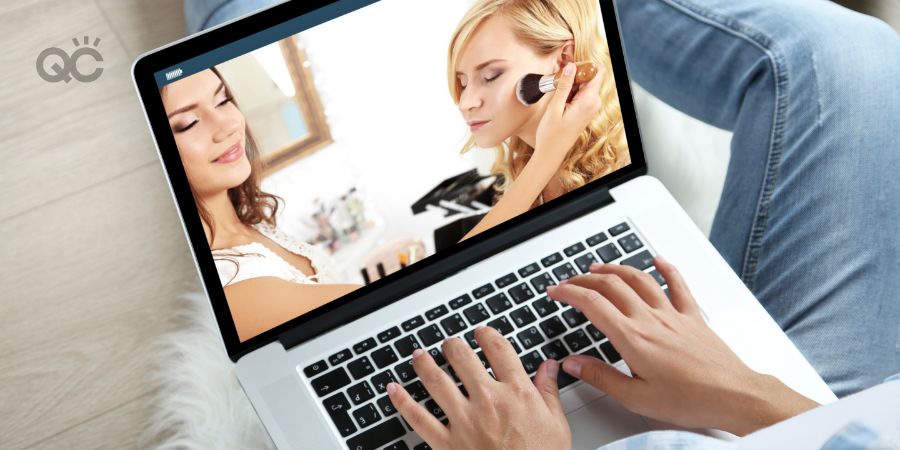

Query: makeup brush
516,62,599,106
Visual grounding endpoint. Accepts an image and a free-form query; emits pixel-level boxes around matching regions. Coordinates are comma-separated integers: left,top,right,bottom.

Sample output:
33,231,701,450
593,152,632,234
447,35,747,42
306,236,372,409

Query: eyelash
174,96,233,133
461,73,502,90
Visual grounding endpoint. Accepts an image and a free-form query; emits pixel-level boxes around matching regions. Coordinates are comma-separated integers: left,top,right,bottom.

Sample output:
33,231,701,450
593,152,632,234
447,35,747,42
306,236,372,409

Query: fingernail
564,63,575,76
545,359,559,378
656,255,667,264
412,348,425,358
563,357,582,377
387,382,398,395
590,262,602,270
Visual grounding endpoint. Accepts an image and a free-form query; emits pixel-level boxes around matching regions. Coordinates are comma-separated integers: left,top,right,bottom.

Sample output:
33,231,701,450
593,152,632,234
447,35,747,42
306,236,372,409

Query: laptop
132,0,836,448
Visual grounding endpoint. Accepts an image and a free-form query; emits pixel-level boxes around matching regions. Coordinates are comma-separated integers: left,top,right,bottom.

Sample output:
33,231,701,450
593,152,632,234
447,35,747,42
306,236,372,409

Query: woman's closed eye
172,96,233,133
460,72,503,90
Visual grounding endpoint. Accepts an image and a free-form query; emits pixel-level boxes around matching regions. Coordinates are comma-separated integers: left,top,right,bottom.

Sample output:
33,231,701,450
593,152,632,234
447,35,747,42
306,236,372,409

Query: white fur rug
144,290,275,449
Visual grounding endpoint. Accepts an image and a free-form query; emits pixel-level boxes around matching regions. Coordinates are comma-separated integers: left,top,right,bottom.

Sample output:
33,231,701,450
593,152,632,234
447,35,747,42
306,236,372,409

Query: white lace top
211,222,341,287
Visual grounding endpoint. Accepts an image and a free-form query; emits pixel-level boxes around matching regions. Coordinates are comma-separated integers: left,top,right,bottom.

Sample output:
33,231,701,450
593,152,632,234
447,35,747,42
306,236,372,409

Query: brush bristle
516,73,545,105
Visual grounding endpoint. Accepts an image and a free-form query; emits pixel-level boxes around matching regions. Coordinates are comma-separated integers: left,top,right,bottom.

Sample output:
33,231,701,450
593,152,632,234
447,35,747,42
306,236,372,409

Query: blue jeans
184,0,900,397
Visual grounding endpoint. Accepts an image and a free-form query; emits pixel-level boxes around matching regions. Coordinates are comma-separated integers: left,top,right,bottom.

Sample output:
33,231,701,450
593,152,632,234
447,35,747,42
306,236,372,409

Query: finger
388,382,448,445
546,283,625,342
561,355,637,401
562,273,648,318
411,348,466,420
442,337,493,395
546,62,577,118
653,255,702,317
532,359,565,416
569,63,604,115
475,325,531,385
589,263,670,310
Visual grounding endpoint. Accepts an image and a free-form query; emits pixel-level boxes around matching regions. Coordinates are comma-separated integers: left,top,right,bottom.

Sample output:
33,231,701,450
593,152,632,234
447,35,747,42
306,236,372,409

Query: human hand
546,256,819,436
387,326,571,450
534,61,604,161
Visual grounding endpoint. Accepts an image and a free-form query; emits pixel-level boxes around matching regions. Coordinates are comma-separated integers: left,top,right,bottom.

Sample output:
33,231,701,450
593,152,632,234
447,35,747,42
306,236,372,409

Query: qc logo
36,36,104,83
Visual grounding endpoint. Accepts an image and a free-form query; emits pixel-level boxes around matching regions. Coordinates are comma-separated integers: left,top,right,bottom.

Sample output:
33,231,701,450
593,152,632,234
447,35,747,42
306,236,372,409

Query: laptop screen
152,0,635,344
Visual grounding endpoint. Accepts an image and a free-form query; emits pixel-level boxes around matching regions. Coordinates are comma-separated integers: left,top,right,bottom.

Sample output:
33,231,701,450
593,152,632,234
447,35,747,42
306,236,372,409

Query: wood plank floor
1,1,896,448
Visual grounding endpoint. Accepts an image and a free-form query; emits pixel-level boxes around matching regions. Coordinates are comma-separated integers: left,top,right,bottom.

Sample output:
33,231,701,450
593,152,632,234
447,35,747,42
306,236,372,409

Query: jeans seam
654,0,789,290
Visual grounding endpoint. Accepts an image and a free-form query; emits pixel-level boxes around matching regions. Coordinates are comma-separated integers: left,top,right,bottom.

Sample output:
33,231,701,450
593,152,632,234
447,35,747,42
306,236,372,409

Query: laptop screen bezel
132,0,647,362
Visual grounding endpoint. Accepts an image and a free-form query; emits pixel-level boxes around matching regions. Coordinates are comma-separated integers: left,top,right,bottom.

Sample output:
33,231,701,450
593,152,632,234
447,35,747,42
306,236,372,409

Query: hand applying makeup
386,327,571,450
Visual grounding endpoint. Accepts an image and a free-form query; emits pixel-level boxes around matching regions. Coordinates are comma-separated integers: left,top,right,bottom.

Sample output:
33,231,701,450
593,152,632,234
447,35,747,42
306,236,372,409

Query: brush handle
553,61,599,86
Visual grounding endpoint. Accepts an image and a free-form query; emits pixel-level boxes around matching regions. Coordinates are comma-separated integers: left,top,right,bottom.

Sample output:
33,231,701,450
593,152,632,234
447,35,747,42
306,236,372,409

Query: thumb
533,359,564,415
562,355,633,397
547,62,577,118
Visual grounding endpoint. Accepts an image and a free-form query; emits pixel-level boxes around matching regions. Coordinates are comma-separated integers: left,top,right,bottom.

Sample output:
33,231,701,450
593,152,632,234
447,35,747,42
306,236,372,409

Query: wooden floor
0,1,896,449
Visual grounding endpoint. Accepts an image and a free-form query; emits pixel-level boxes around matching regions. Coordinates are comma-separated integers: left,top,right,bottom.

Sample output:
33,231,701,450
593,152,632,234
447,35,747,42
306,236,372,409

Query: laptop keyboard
301,221,667,450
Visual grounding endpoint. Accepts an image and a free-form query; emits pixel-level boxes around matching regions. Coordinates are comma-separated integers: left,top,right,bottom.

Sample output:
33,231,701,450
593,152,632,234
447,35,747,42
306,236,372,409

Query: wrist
723,373,818,436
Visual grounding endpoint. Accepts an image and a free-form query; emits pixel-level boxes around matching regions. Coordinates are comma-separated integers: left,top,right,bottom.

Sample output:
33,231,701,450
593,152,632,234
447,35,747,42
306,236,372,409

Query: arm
224,277,361,341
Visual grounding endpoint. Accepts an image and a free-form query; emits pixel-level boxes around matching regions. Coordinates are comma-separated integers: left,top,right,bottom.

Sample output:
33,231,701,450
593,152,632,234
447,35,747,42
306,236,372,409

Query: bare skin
387,257,819,448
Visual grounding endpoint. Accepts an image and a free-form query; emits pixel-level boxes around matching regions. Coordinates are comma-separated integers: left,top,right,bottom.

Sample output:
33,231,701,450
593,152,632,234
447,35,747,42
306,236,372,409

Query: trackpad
568,395,649,449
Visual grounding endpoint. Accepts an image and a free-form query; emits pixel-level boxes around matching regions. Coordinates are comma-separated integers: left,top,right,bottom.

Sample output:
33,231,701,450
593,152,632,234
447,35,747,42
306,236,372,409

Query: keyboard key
664,287,670,299
371,370,396,394
347,380,375,405
563,329,592,353
311,367,351,397
541,340,570,360
428,347,446,366
425,305,449,321
352,403,382,429
463,303,491,325
508,282,536,303
530,272,556,294
376,395,397,416
371,346,399,369
563,242,586,257
303,359,328,378
541,252,564,267
464,329,478,348
472,283,495,299
621,250,654,271
509,305,538,327
600,340,622,363
557,370,579,389
347,356,375,379
354,338,378,355
401,315,426,332
648,269,665,285
586,231,608,246
377,326,402,343
385,441,409,450
405,380,429,402
532,296,560,317
597,243,622,263
508,337,522,354
486,316,514,335
448,294,473,310
540,316,567,339
608,222,630,236
618,234,643,253
562,308,588,328
552,263,578,281
486,292,513,314
475,350,490,369
495,273,518,288
585,324,605,341
417,324,445,347
346,418,405,450
520,350,544,374
394,359,416,382
329,349,353,366
440,313,467,335
414,442,433,450
394,335,422,358
574,253,597,273
517,326,545,349
423,399,445,419
323,392,356,437
518,262,540,278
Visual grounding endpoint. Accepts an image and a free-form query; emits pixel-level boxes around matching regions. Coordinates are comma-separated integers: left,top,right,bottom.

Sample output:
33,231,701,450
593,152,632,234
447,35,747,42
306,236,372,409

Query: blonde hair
447,0,630,200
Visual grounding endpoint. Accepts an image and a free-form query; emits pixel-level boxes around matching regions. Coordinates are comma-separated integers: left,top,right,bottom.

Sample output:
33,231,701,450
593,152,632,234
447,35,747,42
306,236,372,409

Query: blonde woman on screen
161,68,361,342
448,0,630,240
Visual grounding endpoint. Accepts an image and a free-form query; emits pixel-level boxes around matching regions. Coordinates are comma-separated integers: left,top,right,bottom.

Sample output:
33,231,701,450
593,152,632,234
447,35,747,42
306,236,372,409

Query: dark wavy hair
161,66,284,283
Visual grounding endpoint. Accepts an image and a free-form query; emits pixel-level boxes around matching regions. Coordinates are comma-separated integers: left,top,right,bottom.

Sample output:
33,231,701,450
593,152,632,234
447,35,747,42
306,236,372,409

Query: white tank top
211,222,341,287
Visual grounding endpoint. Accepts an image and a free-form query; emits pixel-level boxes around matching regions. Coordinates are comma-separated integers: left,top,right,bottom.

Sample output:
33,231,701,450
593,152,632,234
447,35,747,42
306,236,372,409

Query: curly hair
447,0,630,202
